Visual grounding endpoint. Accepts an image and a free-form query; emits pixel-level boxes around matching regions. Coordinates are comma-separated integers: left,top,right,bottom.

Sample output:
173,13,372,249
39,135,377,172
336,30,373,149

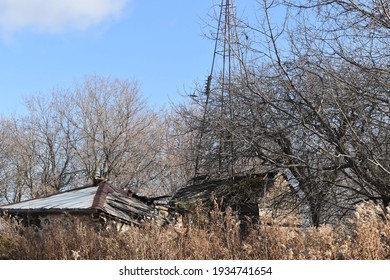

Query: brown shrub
0,201,389,259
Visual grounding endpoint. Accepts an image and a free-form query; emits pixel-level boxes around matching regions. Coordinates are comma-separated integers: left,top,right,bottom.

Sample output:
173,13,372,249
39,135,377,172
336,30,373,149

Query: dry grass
0,201,389,260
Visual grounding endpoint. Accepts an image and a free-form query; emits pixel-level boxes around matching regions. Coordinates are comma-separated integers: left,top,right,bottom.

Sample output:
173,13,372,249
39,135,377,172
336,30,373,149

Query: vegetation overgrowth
1,201,389,260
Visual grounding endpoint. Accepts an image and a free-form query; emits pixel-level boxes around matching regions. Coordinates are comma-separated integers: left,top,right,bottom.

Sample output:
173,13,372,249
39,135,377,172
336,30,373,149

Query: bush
0,201,389,259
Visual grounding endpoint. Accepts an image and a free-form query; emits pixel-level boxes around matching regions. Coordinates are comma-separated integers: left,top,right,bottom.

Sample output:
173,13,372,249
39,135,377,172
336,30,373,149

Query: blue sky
0,0,258,116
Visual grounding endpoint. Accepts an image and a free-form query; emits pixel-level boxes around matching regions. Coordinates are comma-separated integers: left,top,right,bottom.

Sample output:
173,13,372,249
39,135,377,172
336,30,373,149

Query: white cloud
0,0,130,34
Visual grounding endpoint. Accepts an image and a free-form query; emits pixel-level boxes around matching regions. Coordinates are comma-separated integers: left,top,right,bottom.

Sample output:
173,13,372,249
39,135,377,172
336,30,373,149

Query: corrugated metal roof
0,182,169,226
0,186,97,210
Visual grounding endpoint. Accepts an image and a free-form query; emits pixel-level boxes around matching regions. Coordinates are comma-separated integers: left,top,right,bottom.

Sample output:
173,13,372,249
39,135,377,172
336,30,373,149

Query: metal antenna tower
194,0,240,179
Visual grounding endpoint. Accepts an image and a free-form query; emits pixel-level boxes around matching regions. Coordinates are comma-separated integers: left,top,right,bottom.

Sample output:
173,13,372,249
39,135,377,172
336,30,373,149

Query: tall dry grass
0,201,389,260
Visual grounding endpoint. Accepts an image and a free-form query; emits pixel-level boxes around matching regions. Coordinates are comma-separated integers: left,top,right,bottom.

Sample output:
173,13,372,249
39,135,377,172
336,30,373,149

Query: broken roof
170,172,277,218
0,181,166,226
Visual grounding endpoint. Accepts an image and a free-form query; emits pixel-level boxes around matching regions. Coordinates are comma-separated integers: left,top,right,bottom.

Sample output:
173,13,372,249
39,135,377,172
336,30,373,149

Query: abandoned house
169,170,310,227
0,180,169,230
0,169,313,231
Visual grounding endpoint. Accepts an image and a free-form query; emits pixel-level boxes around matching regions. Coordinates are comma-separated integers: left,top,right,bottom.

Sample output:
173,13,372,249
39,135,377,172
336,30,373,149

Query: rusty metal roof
0,182,167,225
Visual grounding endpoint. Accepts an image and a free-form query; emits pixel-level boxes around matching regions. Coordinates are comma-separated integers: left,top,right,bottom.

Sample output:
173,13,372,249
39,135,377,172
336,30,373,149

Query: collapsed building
0,180,169,230
0,169,312,230
169,170,311,227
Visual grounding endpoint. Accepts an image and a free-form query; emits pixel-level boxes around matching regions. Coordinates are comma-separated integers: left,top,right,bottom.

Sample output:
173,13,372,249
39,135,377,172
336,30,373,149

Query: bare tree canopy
0,76,174,203
178,0,390,226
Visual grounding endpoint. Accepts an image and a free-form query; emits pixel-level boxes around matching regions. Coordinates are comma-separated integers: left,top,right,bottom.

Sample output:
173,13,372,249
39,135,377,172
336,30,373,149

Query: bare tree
50,76,164,191
0,117,41,202
23,96,78,195
179,0,389,225
0,75,173,202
